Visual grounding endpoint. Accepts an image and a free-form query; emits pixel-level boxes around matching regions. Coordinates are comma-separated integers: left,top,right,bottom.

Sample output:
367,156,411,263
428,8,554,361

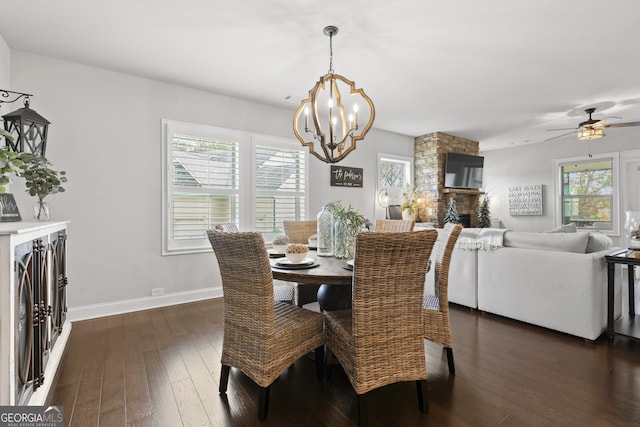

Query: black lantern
1,90,50,156
2,98,50,156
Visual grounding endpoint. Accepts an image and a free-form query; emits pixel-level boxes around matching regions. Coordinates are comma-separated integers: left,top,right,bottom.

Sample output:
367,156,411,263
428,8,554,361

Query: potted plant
401,187,423,220
327,201,367,259
18,155,67,221
0,131,29,194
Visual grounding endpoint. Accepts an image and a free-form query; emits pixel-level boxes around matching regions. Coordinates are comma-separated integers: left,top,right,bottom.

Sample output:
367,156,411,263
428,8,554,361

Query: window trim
553,152,620,236
162,119,308,255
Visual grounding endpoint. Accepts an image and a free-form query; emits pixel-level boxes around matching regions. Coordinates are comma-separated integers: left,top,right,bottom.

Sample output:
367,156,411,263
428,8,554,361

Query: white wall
0,34,9,88
482,133,640,247
9,51,414,317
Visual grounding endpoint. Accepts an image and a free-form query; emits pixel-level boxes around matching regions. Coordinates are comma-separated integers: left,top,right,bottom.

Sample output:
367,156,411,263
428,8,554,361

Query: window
253,141,307,235
376,154,413,210
162,120,308,254
554,153,619,235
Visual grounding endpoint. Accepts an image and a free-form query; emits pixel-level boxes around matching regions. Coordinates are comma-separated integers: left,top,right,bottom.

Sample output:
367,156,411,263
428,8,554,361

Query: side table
605,249,640,344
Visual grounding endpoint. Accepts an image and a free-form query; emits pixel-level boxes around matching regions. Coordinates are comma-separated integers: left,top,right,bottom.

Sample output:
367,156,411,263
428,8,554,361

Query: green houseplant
19,155,67,221
0,131,29,194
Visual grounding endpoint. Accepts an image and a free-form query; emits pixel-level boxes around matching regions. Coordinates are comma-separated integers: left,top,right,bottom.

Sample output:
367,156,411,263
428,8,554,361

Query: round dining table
270,254,353,310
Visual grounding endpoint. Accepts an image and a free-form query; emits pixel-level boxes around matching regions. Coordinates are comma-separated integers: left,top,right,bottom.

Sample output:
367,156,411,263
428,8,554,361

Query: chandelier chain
328,32,334,74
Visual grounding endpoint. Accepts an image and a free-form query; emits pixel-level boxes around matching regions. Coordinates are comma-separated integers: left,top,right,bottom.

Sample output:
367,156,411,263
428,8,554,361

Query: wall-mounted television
444,152,484,189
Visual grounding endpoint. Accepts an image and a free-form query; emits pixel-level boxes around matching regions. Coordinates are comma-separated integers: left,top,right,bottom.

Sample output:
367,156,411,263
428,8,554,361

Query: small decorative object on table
272,234,289,253
624,211,640,249
18,154,67,221
308,234,318,249
285,243,309,263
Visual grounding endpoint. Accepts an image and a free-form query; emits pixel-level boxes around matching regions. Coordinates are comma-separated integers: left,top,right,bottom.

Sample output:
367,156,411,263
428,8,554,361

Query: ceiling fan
545,107,640,142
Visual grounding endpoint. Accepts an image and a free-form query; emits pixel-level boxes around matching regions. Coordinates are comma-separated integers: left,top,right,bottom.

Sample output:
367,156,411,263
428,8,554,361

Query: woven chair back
207,231,275,335
374,219,415,232
351,230,437,381
283,220,317,243
434,223,463,309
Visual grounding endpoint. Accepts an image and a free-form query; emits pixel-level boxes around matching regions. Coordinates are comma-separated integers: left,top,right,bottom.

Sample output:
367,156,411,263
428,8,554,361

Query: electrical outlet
151,288,164,297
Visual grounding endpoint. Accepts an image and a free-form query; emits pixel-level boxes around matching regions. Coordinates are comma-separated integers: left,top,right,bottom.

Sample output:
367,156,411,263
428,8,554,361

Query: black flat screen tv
444,152,484,189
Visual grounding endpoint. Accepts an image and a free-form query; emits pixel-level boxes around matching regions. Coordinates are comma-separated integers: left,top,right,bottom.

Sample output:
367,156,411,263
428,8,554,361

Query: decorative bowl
285,252,308,263
285,243,309,263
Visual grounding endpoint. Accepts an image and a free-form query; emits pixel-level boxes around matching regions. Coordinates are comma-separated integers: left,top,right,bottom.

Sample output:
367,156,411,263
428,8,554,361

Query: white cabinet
0,221,70,405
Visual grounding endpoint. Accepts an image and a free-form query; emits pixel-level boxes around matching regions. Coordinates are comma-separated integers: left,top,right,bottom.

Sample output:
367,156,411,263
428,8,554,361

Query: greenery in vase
477,196,491,228
326,201,367,259
401,186,423,215
18,155,68,217
444,198,461,225
0,132,30,194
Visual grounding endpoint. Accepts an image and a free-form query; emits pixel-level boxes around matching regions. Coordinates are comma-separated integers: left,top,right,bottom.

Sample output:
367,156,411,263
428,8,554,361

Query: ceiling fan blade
605,121,640,128
546,127,577,132
544,130,577,142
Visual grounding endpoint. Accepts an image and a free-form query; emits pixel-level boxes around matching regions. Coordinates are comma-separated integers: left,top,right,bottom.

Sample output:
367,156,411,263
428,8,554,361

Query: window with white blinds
162,120,308,254
254,144,306,234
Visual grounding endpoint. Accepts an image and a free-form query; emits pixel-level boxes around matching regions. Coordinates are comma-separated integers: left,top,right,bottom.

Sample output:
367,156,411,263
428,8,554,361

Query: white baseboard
67,287,223,322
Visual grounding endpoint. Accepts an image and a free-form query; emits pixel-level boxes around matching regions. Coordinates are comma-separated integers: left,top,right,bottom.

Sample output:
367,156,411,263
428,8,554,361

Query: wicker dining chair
423,223,462,374
213,226,296,304
324,230,438,426
374,219,415,232
282,220,320,306
207,231,325,421
283,220,317,243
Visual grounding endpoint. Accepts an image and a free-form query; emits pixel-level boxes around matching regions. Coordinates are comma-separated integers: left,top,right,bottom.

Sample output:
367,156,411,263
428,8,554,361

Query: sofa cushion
545,223,577,233
586,232,613,253
503,231,589,253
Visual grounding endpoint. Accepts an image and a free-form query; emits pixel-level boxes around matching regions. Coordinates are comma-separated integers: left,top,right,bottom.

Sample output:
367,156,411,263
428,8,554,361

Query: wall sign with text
330,165,363,188
0,193,22,222
508,184,543,216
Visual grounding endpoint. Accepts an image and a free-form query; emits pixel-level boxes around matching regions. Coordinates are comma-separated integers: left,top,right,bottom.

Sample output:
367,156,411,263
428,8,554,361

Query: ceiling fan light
577,126,604,141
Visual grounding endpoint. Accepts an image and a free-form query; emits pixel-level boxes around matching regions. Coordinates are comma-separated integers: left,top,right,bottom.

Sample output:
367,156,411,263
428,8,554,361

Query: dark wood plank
49,300,640,426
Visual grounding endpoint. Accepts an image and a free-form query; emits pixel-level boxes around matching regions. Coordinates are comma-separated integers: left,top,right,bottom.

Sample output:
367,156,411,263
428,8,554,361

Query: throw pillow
586,232,613,253
503,231,589,253
545,223,577,233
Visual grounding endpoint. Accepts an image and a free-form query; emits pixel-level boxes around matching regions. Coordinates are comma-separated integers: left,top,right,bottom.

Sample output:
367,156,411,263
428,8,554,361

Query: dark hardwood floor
50,299,640,426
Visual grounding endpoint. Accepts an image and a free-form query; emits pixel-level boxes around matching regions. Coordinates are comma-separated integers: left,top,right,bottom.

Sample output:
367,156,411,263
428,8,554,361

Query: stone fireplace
414,132,483,227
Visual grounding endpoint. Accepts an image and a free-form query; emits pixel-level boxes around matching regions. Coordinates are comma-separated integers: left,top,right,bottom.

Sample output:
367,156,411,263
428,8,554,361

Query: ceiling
2,0,640,151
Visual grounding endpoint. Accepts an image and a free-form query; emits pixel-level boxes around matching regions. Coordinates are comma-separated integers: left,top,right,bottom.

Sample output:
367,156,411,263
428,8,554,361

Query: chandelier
293,26,375,163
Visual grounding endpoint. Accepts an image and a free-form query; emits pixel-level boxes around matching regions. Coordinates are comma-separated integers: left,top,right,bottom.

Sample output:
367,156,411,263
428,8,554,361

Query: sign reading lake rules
330,165,363,188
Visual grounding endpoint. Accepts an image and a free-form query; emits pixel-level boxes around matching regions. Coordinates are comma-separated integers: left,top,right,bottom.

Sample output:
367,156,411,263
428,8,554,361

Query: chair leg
219,364,230,394
445,347,455,374
416,380,429,413
258,385,271,421
315,346,324,380
357,393,369,427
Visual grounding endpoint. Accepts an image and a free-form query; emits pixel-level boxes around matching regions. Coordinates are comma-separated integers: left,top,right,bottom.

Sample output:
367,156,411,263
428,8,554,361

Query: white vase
401,209,415,221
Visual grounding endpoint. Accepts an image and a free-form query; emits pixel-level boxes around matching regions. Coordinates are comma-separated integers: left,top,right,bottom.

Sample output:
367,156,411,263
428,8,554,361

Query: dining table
270,252,353,311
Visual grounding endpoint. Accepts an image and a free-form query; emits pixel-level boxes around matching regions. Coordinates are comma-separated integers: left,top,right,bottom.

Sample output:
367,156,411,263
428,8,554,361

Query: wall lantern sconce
293,26,375,164
1,89,50,156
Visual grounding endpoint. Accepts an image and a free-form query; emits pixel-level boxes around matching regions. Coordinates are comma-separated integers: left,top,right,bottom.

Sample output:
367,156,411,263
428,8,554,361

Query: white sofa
428,227,622,341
